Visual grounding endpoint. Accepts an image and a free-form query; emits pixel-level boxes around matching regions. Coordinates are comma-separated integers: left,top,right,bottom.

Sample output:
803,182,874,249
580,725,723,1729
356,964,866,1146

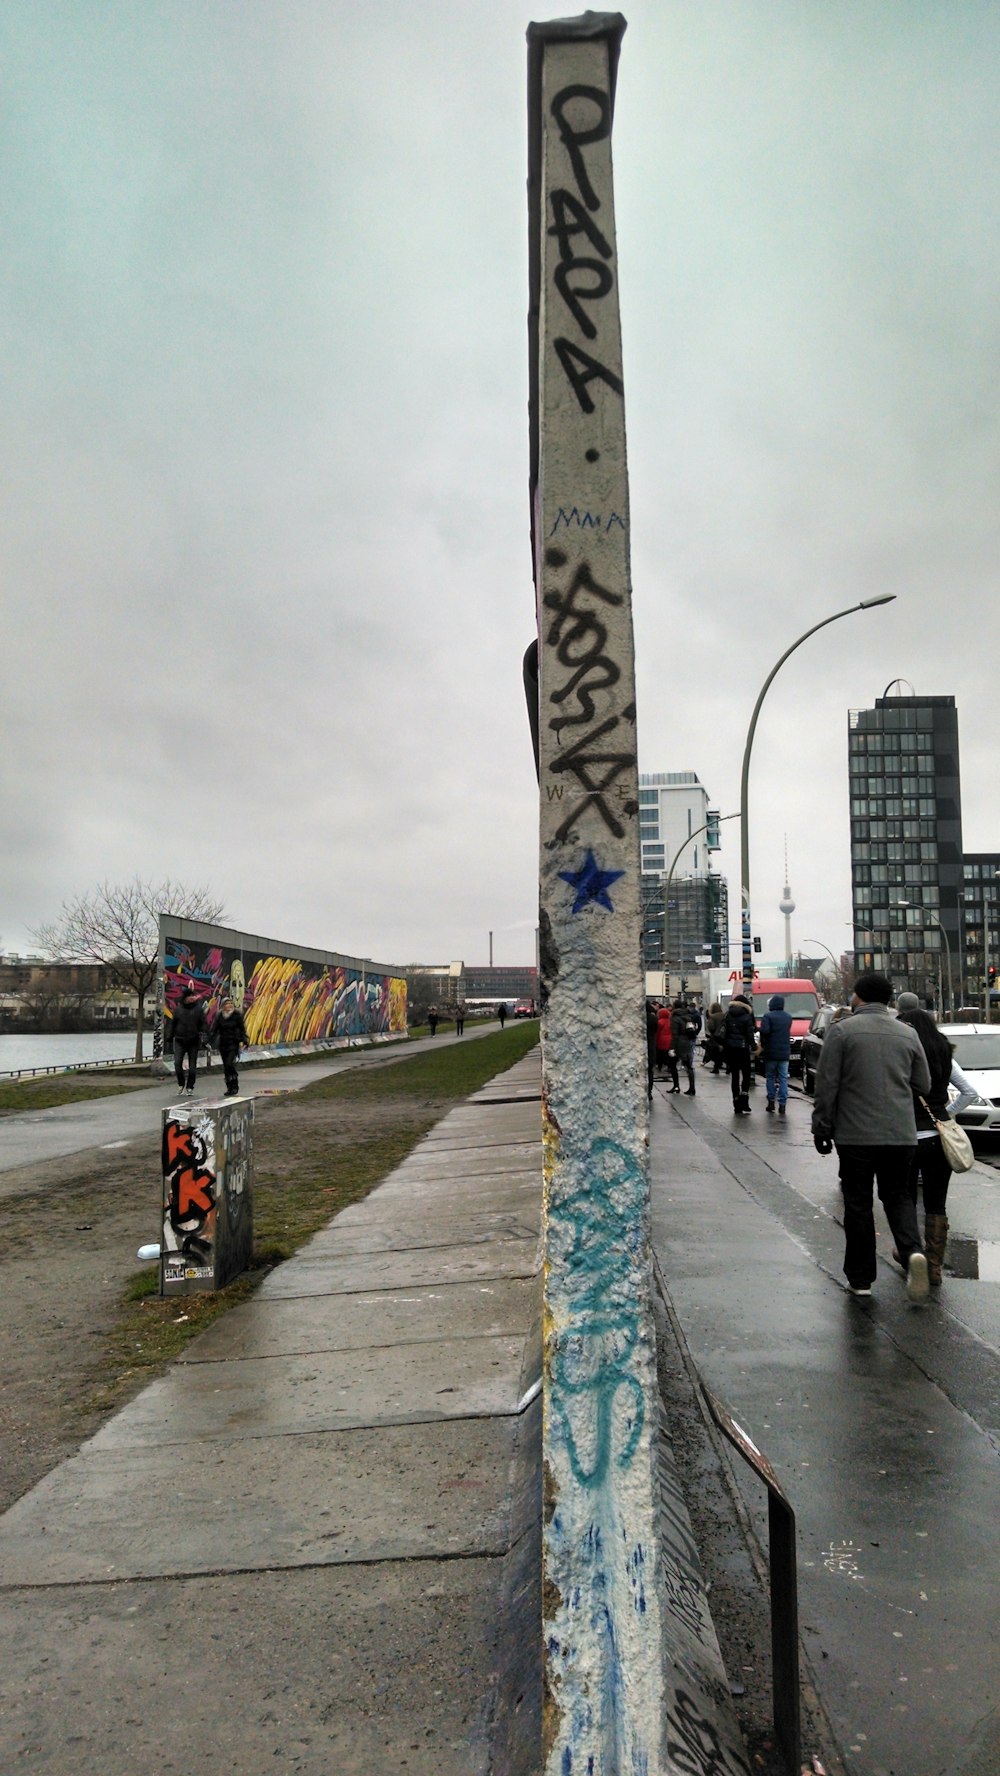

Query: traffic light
753,936,762,952
706,809,721,850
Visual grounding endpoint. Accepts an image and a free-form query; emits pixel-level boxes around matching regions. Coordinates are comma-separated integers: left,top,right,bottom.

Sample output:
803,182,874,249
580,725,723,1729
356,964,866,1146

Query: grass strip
86,1024,539,1416
0,1074,156,1115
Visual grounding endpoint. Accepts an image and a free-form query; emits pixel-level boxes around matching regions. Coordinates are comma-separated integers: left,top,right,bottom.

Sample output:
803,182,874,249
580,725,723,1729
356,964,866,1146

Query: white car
939,1024,1000,1133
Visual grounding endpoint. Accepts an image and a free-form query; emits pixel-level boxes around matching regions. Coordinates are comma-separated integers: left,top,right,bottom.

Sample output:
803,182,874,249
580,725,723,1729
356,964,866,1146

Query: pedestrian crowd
647,971,978,1306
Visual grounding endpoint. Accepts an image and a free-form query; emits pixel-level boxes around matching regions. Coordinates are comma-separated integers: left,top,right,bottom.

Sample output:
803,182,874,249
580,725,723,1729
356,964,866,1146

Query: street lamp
740,595,896,997
983,870,1000,1021
802,939,842,991
893,901,953,1019
664,812,740,988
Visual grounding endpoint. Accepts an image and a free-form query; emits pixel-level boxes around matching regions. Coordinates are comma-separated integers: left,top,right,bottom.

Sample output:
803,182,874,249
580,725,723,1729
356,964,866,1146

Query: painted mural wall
161,922,407,1047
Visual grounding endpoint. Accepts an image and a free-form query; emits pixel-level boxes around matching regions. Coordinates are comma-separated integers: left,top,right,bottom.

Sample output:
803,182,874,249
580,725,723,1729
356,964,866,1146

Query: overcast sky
3,1,998,973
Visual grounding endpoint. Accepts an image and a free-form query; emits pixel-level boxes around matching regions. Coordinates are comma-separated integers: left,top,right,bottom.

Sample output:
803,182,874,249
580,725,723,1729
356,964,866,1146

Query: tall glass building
638,772,728,976
848,694,963,1004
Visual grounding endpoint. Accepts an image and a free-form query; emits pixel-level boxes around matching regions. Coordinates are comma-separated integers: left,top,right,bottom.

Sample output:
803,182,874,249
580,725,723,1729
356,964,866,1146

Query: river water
0,1032,152,1076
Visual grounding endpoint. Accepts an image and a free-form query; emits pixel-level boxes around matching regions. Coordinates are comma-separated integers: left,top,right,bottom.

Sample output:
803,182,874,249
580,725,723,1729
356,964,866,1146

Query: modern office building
638,772,728,976
961,854,1000,1007
848,694,963,1005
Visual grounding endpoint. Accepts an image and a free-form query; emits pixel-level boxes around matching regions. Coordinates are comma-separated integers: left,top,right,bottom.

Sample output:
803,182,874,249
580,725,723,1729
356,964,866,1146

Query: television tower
778,837,795,964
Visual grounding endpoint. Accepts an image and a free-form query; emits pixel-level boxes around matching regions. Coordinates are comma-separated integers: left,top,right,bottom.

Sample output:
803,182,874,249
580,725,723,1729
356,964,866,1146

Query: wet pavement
649,1067,1000,1776
3,1043,999,1772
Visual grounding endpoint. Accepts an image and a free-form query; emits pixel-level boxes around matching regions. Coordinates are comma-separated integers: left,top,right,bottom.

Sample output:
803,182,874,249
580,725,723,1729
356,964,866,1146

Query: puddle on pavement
945,1236,1000,1281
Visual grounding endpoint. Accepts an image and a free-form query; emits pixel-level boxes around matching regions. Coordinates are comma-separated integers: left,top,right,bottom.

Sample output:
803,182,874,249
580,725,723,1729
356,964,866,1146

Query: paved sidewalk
649,1070,1000,1776
0,1047,758,1776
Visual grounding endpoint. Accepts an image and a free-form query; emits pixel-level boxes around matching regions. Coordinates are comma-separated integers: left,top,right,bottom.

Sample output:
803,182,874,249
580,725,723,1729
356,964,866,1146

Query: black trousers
727,1051,751,1101
218,1045,240,1094
836,1144,922,1287
173,1039,199,1088
909,1135,951,1215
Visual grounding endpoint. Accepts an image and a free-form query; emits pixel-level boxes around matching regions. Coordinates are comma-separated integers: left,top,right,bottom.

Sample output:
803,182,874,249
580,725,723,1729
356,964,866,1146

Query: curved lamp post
802,939,843,993
664,812,740,986
893,901,954,1019
740,595,896,996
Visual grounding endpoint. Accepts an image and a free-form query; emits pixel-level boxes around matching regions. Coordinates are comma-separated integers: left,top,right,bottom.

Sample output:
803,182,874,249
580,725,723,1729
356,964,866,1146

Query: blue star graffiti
558,849,624,914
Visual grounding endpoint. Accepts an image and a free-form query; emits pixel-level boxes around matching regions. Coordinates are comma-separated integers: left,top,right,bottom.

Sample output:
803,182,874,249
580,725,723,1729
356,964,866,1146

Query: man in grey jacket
812,971,931,1302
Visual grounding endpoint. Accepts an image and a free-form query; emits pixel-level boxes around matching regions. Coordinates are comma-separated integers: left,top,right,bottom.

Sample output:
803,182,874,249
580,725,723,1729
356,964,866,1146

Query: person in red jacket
655,1003,679,1092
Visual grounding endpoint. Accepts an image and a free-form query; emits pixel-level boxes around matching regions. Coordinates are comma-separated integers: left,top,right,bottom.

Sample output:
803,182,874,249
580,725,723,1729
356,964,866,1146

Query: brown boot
924,1213,949,1287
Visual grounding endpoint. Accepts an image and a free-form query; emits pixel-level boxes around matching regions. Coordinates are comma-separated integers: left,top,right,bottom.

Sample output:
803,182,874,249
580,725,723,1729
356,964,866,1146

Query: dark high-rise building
848,695,963,1006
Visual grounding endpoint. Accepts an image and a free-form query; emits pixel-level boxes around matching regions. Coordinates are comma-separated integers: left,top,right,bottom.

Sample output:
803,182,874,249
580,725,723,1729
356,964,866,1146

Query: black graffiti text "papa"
544,546,635,840
548,83,624,414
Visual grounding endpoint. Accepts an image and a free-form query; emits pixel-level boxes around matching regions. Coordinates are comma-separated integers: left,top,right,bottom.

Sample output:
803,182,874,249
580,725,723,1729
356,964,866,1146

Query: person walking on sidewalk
895,992,975,1287
723,994,756,1114
759,993,792,1115
655,1002,680,1091
170,982,210,1096
645,1000,659,1099
427,1006,439,1036
811,971,931,1302
671,997,702,1096
703,1001,725,1071
213,996,249,1097
454,1003,465,1036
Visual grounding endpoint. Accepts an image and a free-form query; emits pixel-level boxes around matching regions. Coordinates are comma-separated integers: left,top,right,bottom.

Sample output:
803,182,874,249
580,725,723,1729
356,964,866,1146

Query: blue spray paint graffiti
548,1137,647,1487
558,849,625,914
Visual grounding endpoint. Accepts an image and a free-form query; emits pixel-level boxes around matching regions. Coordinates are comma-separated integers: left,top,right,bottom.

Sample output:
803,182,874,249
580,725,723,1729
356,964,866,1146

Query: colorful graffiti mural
162,937,406,1046
161,1099,255,1294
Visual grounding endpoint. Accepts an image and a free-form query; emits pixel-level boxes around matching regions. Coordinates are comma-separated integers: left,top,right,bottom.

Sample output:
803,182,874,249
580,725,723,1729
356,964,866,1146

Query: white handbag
920,1099,975,1174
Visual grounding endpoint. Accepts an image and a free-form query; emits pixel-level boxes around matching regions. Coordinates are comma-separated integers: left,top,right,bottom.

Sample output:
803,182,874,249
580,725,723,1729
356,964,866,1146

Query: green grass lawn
0,1072,155,1115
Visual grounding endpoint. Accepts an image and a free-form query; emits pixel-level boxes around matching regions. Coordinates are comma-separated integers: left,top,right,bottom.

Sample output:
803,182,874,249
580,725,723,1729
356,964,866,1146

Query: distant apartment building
961,854,1000,1003
848,694,964,1004
0,957,141,1030
638,772,728,975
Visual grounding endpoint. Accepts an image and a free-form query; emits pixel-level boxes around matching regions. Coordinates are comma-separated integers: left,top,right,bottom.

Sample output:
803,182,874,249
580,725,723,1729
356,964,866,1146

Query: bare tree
34,878,225,1060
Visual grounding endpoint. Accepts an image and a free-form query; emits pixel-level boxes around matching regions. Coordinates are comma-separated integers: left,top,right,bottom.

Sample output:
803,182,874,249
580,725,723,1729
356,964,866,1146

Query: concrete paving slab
302,1212,539,1257
380,1144,540,1177
257,1240,539,1297
330,1193,539,1236
87,1333,529,1448
0,1417,523,1584
0,1560,507,1776
178,1277,540,1362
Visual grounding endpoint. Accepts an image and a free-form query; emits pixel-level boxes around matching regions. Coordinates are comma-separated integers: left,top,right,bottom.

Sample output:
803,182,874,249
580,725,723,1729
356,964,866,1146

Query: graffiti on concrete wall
531,21,671,1775
163,938,406,1046
547,1138,645,1488
162,1115,216,1264
214,1099,254,1290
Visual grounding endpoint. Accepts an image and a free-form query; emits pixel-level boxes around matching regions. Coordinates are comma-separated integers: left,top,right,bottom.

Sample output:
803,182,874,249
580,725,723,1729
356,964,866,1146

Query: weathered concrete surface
0,1047,755,1775
0,1417,524,1583
177,1277,540,1361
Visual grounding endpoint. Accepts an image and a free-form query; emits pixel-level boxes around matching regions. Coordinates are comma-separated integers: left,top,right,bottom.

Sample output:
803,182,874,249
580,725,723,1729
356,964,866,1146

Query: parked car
513,999,536,1019
800,1004,847,1095
939,1024,1000,1133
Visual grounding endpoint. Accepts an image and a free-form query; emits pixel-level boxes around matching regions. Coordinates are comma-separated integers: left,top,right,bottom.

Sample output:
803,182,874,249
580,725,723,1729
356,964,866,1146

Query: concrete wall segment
530,18,673,1774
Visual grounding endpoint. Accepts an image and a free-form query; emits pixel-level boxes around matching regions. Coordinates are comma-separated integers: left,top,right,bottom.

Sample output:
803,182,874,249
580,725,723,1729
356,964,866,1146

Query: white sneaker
848,1285,872,1298
907,1252,930,1304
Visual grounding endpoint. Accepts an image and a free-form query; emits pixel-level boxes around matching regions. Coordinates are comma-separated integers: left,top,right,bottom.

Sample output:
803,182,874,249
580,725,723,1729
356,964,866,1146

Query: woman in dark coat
896,998,954,1286
722,994,756,1115
214,996,250,1097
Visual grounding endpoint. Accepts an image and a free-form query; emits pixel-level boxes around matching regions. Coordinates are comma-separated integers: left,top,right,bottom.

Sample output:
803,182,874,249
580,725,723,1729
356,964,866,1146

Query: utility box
160,1096,254,1295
